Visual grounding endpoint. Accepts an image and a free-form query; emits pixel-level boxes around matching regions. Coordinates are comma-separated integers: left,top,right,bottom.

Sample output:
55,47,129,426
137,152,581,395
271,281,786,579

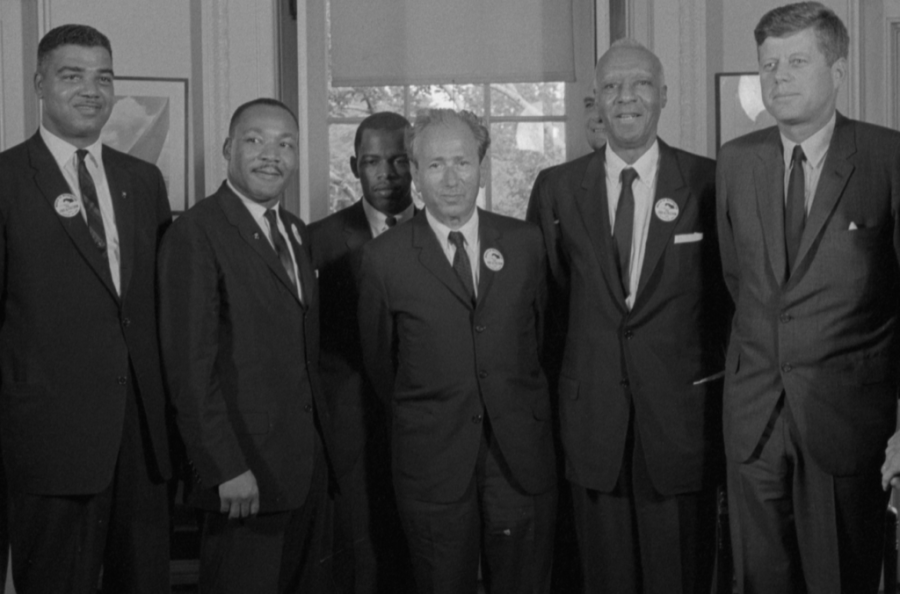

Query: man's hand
881,430,900,491
218,469,260,518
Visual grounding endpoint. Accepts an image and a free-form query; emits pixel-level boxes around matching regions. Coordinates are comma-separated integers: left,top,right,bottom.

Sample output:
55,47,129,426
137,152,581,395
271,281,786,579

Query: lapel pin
483,248,504,272
54,194,80,218
292,224,303,245
253,232,260,240
121,191,127,199
654,198,679,223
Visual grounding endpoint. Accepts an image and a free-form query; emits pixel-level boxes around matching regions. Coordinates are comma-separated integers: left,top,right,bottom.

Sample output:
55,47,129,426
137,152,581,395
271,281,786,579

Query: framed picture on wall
101,77,189,213
715,72,777,151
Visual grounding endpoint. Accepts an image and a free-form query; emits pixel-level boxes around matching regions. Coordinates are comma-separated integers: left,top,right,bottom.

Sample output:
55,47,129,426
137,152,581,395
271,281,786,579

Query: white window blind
330,0,576,86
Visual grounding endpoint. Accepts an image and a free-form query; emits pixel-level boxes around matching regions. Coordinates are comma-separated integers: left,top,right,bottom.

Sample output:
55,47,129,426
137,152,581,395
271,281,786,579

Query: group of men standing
1,2,900,594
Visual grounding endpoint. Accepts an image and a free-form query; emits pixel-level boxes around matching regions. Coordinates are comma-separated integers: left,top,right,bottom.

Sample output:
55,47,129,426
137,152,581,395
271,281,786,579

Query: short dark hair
38,24,112,70
754,2,848,65
407,109,491,165
354,112,410,156
228,98,299,136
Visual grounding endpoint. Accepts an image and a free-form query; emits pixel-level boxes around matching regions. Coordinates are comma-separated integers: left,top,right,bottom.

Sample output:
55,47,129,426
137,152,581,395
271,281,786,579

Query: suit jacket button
479,370,488,378
475,325,486,333
121,317,131,328
781,363,792,373
472,414,483,423
117,376,127,385
304,403,313,413
620,378,629,388
779,313,792,323
624,329,634,339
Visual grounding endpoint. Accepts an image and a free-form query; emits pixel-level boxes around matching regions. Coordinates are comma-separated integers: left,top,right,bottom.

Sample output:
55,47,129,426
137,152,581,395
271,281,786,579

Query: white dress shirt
41,126,122,294
605,141,660,310
781,112,836,214
425,208,480,297
361,197,415,238
229,180,304,303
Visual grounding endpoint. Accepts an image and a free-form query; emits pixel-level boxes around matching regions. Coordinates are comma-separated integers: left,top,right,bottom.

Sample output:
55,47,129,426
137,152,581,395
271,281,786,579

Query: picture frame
101,77,189,213
715,72,777,151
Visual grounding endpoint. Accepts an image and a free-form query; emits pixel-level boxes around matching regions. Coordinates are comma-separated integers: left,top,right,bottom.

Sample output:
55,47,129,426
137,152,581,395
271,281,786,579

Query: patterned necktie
614,168,639,294
785,145,807,276
76,149,107,255
448,231,476,303
263,209,299,297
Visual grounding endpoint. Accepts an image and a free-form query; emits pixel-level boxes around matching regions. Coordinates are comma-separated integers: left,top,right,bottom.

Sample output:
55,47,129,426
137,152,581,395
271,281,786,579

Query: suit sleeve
716,149,740,304
158,217,248,489
357,245,395,407
151,165,173,241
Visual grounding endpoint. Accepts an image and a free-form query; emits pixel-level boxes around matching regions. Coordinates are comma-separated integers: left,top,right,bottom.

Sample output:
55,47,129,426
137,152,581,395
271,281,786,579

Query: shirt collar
425,206,480,249
605,140,660,187
361,197,416,233
781,112,836,170
40,125,103,170
227,179,278,221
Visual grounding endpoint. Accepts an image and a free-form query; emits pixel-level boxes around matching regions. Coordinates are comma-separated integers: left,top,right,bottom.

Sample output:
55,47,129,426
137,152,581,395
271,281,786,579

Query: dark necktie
448,231,476,303
385,215,398,228
614,168,639,294
76,149,107,255
263,209,299,297
785,145,807,275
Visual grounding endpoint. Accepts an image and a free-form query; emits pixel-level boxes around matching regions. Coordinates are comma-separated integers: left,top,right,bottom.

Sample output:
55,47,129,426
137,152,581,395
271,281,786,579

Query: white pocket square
674,232,703,244
849,222,858,230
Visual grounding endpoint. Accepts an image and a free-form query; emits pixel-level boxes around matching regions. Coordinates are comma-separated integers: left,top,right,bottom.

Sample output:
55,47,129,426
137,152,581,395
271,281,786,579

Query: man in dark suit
310,111,414,594
0,24,172,593
527,39,729,594
159,98,336,593
719,3,900,593
358,109,557,594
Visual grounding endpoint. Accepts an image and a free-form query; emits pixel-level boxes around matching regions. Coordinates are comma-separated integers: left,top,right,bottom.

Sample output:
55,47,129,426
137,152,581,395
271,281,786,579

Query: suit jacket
0,132,172,495
527,139,729,496
309,200,377,475
358,209,556,503
158,182,334,512
717,113,900,476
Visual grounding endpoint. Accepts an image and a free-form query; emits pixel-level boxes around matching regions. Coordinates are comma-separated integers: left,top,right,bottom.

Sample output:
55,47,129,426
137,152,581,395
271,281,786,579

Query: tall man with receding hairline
0,24,172,593
528,39,729,593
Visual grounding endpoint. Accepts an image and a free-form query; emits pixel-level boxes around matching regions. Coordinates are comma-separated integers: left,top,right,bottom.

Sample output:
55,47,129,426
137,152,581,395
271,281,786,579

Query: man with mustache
0,24,173,593
527,39,729,593
310,111,415,594
159,98,336,593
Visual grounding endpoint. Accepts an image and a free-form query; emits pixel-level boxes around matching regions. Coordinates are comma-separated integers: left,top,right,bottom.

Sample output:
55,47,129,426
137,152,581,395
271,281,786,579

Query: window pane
409,84,484,115
489,121,565,220
490,82,564,117
329,124,361,214
328,86,406,118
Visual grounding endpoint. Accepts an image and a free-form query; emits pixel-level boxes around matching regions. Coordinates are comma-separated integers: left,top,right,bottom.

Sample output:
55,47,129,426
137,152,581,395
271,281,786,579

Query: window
327,82,566,220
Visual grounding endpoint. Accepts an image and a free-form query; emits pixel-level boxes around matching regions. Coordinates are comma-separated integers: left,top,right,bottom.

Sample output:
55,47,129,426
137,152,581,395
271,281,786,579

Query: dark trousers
727,397,888,594
572,414,717,594
8,381,170,594
396,426,557,594
197,445,333,594
332,420,412,594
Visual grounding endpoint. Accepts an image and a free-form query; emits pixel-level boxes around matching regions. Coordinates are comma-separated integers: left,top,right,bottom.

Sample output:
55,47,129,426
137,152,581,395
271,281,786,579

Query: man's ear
222,137,232,161
351,155,359,179
34,71,44,98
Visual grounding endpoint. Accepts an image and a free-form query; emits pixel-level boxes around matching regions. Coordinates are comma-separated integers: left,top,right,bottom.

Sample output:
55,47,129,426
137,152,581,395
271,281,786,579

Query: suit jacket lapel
634,140,688,303
104,149,135,298
27,134,119,301
754,129,788,284
476,210,499,307
282,209,315,311
573,152,628,309
344,200,373,251
217,184,303,306
412,213,473,308
792,114,855,277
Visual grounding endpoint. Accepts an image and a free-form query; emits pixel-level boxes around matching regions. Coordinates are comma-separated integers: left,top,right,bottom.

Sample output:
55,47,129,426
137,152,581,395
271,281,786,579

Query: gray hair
597,38,666,87
406,109,491,165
